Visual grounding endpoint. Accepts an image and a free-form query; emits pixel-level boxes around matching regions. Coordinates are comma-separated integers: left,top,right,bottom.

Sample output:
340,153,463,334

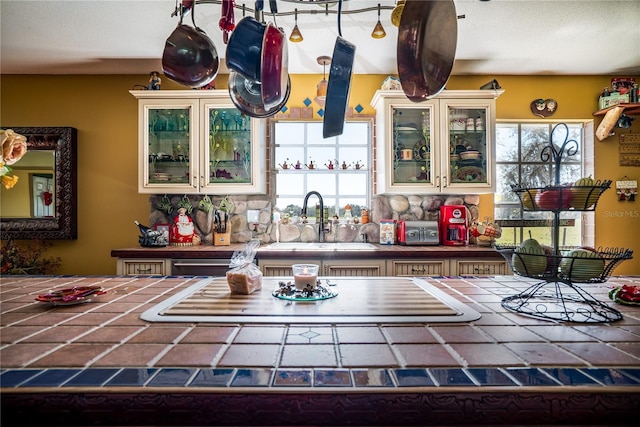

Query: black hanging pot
226,16,265,82
397,0,457,101
323,0,356,138
162,1,219,88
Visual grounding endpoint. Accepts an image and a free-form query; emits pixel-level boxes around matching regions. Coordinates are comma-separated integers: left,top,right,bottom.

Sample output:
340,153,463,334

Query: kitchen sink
261,242,378,251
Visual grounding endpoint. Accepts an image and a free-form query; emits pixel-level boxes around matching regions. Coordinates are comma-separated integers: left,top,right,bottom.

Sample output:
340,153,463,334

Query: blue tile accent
352,369,393,387
281,106,288,113
303,98,312,107
1,366,637,390
619,368,640,383
63,368,120,387
231,369,273,387
148,368,196,387
580,368,640,386
429,368,475,386
0,369,44,387
542,368,599,386
190,368,235,387
22,369,82,387
392,369,435,387
355,104,364,113
317,109,324,117
106,368,158,386
504,368,560,386
273,370,312,386
314,369,352,387
466,368,517,386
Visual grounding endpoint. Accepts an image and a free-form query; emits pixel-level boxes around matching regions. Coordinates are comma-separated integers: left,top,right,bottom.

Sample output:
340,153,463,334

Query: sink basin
261,242,378,251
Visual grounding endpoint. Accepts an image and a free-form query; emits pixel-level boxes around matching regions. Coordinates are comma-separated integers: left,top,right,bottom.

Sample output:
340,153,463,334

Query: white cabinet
131,90,266,194
371,90,503,195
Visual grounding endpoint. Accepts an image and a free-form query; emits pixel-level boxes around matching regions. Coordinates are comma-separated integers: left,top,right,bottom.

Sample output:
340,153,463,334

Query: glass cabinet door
442,101,493,191
142,100,198,192
390,104,437,189
204,107,253,186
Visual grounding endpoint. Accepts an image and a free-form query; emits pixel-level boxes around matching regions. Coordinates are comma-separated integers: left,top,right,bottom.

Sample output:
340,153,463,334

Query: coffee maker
439,205,469,246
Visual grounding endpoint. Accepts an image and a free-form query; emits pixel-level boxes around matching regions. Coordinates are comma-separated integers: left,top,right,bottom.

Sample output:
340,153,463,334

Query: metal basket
511,181,612,211
495,245,633,283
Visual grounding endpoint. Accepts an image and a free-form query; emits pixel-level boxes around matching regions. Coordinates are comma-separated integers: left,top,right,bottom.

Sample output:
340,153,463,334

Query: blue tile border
2,367,640,390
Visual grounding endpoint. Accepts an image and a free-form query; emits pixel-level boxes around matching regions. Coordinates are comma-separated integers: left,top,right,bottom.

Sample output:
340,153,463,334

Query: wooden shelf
593,102,640,116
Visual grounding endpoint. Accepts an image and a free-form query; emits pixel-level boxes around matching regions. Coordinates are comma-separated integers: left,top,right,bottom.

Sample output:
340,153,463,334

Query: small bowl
450,154,460,162
460,150,480,160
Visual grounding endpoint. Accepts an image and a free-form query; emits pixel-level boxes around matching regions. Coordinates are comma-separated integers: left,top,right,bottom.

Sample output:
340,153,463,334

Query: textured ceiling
1,0,639,77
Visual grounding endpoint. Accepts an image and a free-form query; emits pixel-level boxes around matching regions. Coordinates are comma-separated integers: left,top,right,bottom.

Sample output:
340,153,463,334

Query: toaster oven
398,220,440,245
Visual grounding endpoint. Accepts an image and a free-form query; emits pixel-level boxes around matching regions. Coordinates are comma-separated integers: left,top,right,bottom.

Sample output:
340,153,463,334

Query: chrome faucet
301,191,325,242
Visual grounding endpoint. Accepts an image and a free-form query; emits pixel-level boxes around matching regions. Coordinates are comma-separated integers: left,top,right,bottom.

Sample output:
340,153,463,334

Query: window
494,121,594,247
272,120,371,218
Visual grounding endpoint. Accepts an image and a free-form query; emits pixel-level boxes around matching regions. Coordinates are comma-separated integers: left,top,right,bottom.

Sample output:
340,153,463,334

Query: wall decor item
615,177,637,201
619,134,640,166
530,98,558,117
0,127,77,240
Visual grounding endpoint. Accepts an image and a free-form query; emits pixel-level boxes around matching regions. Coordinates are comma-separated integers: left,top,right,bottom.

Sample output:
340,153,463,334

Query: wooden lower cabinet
117,259,170,276
387,259,448,277
258,257,509,277
258,259,385,277
323,260,386,277
453,258,511,276
259,259,323,277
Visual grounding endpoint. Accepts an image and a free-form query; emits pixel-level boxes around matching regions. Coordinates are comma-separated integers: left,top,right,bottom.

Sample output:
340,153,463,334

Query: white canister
475,117,484,131
466,118,475,132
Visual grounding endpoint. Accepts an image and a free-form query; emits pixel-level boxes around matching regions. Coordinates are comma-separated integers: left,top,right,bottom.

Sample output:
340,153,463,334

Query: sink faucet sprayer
301,191,326,242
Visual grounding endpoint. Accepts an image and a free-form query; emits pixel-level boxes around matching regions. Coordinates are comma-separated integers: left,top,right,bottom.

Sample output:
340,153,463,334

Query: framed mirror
1,127,77,240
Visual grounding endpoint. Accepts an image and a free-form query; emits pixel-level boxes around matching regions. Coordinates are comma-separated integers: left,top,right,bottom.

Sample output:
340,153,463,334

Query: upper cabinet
131,90,266,194
371,90,503,195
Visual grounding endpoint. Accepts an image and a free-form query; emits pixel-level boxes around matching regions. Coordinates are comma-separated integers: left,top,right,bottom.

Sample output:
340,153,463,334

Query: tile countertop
1,274,639,426
111,243,505,260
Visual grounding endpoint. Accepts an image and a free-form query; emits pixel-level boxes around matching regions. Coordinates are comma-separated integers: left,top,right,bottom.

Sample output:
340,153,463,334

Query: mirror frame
1,127,78,240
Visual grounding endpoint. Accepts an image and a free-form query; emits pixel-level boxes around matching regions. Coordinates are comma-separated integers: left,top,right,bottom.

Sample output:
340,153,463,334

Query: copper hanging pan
162,0,219,88
397,0,457,102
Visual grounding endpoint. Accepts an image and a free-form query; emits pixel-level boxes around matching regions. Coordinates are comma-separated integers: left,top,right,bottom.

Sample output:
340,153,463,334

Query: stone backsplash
148,194,480,246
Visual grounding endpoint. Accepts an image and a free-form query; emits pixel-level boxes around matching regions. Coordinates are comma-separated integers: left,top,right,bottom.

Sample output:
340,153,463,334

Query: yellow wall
1,73,639,275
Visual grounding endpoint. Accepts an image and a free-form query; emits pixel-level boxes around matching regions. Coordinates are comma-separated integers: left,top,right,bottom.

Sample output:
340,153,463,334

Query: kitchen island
1,274,639,425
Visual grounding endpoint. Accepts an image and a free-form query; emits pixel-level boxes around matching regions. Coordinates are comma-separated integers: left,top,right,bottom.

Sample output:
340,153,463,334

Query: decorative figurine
306,160,315,170
325,160,335,170
341,161,350,170
354,161,364,170
170,207,200,246
294,160,302,170
148,71,161,90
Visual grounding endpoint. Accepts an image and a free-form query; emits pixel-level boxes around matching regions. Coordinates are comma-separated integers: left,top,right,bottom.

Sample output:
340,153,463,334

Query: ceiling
1,0,639,77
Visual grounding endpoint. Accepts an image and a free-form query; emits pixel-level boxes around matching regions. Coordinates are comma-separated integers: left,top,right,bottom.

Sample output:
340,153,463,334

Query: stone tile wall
148,194,480,246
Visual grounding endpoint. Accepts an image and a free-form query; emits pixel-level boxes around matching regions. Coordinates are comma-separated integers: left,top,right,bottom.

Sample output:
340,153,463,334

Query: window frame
494,119,595,247
269,117,373,217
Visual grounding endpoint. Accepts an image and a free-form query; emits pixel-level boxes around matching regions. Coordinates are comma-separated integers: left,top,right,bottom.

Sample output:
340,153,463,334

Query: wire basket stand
495,123,633,323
